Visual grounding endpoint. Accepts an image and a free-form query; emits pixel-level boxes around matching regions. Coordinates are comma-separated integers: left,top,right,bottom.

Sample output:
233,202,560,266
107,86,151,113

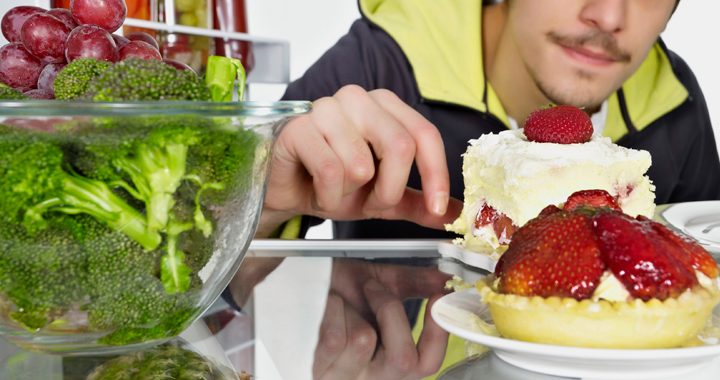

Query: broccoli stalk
112,139,192,233
1,139,162,251
23,174,161,251
161,217,194,294
99,126,220,292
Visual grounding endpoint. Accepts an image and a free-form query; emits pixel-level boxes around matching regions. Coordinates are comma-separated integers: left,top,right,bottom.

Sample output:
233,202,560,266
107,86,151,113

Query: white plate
431,288,720,380
662,201,720,253
438,241,499,272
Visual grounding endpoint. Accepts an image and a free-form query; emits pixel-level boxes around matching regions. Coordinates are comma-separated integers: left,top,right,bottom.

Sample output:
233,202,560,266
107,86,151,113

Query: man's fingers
334,85,416,211
311,96,376,195
313,294,348,377
369,89,451,216
316,294,377,380
416,295,450,376
369,187,462,230
285,117,346,212
362,279,419,378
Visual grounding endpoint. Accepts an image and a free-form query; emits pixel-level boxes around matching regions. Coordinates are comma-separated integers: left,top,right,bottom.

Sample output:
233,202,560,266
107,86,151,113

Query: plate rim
662,201,720,250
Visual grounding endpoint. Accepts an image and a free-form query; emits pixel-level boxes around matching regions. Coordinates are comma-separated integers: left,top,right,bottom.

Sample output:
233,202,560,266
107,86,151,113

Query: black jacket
282,0,720,239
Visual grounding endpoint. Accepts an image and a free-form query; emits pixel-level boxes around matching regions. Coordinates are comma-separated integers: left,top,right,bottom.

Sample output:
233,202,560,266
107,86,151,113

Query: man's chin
537,82,610,110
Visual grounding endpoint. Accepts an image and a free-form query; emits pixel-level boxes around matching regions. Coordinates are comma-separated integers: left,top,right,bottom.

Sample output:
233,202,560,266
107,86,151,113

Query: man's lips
558,43,621,67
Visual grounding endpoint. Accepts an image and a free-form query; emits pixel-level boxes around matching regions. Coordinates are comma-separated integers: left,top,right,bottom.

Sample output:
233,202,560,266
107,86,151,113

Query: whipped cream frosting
465,130,651,179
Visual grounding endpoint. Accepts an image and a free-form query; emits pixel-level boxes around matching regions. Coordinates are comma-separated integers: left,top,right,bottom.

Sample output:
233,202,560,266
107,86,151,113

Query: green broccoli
82,222,198,345
0,131,161,250
86,343,238,380
0,55,256,345
53,58,112,100
0,85,27,100
85,58,211,101
0,218,87,329
69,117,225,293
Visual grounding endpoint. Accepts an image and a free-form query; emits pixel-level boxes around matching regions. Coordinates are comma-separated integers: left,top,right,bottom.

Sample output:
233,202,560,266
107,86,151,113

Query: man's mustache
547,31,632,63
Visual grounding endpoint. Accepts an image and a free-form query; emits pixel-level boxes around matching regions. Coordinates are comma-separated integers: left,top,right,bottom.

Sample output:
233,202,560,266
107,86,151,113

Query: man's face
507,0,676,109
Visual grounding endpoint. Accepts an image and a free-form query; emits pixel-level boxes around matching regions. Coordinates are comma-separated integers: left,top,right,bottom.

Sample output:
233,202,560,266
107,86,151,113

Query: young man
261,0,719,241
256,0,720,378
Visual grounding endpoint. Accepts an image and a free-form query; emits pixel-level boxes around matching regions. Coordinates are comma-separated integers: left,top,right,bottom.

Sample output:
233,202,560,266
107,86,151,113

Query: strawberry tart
476,191,720,348
447,105,656,252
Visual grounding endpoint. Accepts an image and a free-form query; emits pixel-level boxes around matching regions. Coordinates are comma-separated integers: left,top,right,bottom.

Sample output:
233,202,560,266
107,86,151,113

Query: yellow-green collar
359,0,688,141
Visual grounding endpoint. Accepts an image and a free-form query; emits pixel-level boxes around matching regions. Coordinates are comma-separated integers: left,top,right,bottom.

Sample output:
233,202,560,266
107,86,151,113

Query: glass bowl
0,100,310,355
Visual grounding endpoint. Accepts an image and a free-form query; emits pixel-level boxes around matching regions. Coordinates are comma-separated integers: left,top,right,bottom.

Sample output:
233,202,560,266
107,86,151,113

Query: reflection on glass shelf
0,299,254,380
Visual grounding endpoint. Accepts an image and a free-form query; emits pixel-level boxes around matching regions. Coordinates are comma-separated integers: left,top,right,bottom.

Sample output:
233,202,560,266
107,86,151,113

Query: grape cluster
0,0,191,99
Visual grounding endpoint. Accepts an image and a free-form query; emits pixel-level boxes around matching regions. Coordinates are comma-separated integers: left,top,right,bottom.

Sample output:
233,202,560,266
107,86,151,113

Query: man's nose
579,0,626,34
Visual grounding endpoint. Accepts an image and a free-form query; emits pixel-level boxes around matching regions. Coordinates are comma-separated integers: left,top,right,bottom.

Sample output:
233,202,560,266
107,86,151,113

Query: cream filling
591,271,631,302
591,270,718,302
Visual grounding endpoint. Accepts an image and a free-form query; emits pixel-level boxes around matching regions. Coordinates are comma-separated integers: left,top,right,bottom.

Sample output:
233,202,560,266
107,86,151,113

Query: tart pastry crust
476,278,720,348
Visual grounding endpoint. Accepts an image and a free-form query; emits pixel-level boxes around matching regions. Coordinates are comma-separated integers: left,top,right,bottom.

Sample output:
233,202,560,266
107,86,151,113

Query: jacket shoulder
282,19,420,103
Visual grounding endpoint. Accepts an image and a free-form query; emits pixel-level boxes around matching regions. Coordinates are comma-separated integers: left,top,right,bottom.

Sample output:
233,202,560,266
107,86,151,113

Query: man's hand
262,85,462,231
313,260,451,380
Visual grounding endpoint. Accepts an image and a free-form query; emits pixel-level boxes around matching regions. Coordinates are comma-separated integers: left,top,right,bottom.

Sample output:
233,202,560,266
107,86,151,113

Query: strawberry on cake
476,191,720,349
447,105,656,252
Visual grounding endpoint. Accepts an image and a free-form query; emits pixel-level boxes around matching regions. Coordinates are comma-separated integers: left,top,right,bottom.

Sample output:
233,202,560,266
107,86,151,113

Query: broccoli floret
0,128,161,250
85,58,211,101
0,218,88,329
188,124,261,203
69,118,222,293
0,85,256,343
82,225,198,345
86,343,237,380
53,58,112,100
0,85,27,100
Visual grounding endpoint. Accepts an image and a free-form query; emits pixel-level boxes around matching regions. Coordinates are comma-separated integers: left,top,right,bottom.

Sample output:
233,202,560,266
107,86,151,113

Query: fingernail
432,192,449,215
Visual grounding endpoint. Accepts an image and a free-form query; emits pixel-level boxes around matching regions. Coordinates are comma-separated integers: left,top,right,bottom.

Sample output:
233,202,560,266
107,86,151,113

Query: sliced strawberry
523,105,594,144
493,214,518,245
474,204,518,244
563,189,621,212
474,203,497,228
638,215,719,278
538,204,562,217
594,212,697,301
496,210,605,300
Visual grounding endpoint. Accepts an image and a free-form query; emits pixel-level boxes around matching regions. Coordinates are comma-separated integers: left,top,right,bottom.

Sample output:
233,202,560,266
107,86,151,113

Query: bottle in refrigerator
213,0,253,73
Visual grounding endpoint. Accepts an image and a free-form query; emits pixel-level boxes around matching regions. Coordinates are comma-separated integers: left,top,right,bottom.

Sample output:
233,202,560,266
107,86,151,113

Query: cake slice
447,106,655,252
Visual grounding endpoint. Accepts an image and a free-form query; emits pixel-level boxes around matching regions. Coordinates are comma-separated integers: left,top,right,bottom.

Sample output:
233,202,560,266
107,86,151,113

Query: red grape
24,88,55,99
119,40,161,61
37,63,66,93
47,8,78,30
163,58,195,73
70,0,127,33
1,6,45,43
125,31,159,50
112,34,130,49
0,43,44,91
21,13,71,64
65,25,119,63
